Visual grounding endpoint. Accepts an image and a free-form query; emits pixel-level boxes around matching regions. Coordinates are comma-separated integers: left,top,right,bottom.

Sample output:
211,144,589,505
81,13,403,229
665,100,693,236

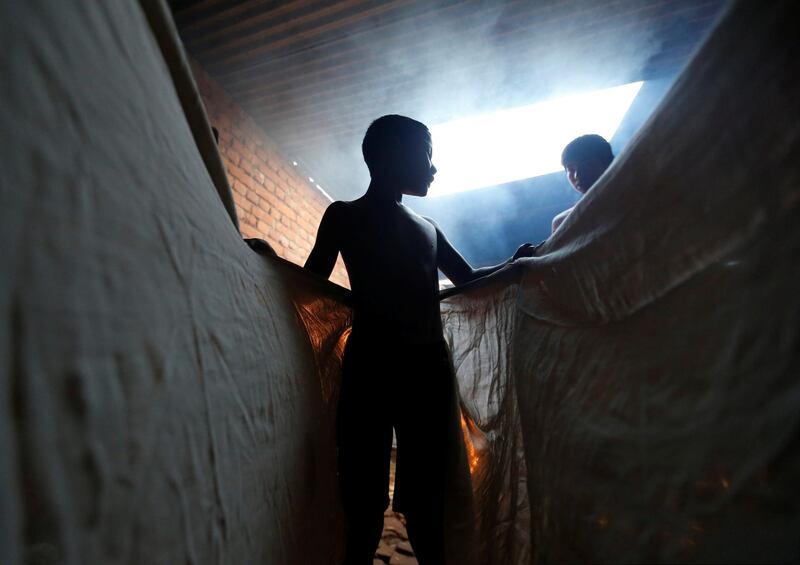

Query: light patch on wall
428,81,643,196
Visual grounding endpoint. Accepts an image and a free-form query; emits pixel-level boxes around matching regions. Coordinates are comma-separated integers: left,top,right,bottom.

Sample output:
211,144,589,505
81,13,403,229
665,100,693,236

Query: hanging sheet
0,1,349,563
440,1,800,562
1,1,798,564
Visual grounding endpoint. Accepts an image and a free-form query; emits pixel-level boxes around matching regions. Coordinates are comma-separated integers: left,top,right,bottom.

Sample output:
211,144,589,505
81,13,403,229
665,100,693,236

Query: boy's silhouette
305,115,524,564
552,134,614,232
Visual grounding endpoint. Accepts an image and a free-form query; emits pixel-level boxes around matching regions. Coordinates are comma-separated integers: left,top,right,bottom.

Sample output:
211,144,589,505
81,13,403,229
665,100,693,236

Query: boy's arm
304,202,343,279
430,219,526,286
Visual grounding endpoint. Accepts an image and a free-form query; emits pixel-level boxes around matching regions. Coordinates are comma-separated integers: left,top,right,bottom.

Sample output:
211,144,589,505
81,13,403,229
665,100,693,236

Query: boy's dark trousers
337,334,463,564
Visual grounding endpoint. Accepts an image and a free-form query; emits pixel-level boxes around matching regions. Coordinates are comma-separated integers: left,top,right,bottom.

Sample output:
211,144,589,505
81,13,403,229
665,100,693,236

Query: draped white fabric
1,1,798,564
1,2,347,563
442,2,800,561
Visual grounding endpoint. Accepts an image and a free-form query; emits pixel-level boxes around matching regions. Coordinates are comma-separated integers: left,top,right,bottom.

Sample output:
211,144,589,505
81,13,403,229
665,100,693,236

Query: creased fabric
0,2,346,563
2,1,799,564
440,1,800,562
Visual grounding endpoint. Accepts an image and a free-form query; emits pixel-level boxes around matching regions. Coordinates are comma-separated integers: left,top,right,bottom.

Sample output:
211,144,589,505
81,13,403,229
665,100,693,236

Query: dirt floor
374,510,418,564
373,448,419,564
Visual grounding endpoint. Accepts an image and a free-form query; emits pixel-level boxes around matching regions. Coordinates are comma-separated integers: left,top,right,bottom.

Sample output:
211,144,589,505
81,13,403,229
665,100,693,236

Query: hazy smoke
262,1,724,264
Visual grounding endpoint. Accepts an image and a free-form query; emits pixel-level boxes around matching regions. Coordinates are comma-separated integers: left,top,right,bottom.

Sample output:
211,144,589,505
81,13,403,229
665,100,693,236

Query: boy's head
561,134,613,194
362,115,436,197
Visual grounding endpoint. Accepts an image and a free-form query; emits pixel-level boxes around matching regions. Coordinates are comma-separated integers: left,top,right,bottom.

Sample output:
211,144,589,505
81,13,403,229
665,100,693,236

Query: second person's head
561,134,613,194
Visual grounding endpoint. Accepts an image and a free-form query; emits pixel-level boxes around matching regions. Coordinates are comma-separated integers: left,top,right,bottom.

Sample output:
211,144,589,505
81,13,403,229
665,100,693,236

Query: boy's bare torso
328,196,444,344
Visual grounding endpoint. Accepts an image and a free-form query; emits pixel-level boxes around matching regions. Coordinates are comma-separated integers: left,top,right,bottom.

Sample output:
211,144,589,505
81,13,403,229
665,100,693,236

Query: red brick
245,190,260,207
240,225,258,239
256,147,270,163
229,180,245,197
226,164,247,184
277,200,298,221
189,57,348,285
243,177,260,195
252,206,270,223
237,211,253,226
234,194,248,211
223,148,241,167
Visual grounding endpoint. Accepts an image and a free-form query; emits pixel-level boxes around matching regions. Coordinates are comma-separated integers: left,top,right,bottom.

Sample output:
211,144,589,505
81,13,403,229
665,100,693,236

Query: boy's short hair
362,115,430,173
561,134,613,167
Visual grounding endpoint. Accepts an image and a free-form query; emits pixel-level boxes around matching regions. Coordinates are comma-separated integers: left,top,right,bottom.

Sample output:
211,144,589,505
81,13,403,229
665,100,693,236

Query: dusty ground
374,509,418,565
373,448,418,564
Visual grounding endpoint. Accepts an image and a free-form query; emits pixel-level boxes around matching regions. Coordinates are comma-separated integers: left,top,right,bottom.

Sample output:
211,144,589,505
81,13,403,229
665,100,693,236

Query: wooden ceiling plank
184,0,362,52
173,0,726,197
216,0,716,96
219,0,537,91
212,0,473,86
179,0,318,40
198,0,417,69
237,5,715,118
171,0,235,22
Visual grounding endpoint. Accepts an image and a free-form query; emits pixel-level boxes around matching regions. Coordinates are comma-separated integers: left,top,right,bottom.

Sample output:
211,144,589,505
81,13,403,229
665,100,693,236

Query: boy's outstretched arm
430,219,528,286
304,202,343,279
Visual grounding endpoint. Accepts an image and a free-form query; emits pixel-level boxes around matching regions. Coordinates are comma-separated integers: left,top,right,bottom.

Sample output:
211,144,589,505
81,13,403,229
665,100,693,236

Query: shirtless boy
305,114,524,564
551,134,614,232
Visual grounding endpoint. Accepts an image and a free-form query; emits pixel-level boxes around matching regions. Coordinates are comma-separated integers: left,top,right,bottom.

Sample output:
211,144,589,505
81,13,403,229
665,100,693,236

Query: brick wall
189,60,349,288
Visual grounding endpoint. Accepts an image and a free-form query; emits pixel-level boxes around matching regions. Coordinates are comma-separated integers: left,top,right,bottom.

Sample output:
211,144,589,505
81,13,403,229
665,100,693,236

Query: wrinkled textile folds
1,1,798,564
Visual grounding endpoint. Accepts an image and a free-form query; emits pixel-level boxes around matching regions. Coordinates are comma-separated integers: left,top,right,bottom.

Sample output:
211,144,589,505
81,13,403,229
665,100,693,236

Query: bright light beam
428,81,643,196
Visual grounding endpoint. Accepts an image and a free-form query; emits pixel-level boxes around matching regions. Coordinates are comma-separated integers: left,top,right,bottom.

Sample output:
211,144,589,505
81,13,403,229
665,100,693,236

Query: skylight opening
428,81,643,196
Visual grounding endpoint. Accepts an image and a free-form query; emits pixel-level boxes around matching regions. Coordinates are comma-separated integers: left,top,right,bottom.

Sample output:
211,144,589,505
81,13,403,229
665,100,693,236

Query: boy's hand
245,238,277,257
513,242,539,260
